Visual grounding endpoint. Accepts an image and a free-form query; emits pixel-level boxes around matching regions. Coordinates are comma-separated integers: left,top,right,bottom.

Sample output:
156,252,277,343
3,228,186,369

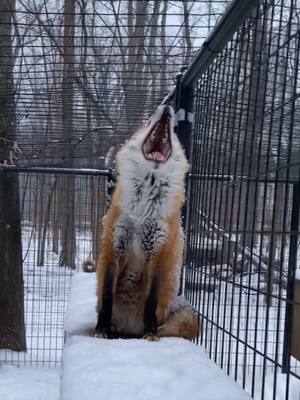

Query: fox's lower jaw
142,106,172,164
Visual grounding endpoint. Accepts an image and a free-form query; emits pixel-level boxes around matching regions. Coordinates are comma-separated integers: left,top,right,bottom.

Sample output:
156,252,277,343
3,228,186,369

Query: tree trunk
147,1,161,111
160,1,168,101
122,1,148,130
0,0,26,351
59,177,76,269
182,0,192,65
37,179,57,266
79,0,94,165
52,181,60,255
59,0,76,269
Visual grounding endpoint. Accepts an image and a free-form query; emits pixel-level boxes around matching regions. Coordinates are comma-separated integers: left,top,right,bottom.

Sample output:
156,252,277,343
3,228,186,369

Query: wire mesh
184,0,300,399
0,0,230,169
0,170,107,366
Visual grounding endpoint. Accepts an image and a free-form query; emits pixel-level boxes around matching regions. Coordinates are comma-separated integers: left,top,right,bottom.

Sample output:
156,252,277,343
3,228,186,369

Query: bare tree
122,1,148,129
0,0,26,351
160,0,168,101
182,0,192,65
59,0,76,269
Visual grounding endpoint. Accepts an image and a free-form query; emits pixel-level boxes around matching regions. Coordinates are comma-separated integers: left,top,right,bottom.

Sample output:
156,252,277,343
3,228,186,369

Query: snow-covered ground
65,271,97,338
0,226,75,366
61,336,251,400
0,226,70,399
65,272,300,400
0,365,60,400
62,272,251,400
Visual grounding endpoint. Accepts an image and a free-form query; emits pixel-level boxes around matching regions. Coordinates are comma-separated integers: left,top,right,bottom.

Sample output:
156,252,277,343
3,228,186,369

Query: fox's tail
157,297,200,340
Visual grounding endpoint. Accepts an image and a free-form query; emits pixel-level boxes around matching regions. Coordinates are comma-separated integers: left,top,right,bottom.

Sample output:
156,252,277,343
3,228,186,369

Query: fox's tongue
151,152,165,161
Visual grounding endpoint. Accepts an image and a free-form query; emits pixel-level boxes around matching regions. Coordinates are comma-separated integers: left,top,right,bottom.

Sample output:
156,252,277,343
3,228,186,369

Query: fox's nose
162,105,171,117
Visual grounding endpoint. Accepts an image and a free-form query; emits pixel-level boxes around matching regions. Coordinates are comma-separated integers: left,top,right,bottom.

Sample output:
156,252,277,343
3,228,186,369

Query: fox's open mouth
142,108,172,163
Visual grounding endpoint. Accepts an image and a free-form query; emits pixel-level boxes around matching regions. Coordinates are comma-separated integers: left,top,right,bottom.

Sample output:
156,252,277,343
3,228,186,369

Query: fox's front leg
141,219,184,341
95,215,132,338
95,259,117,338
140,218,167,340
113,215,133,268
143,264,160,341
95,227,119,338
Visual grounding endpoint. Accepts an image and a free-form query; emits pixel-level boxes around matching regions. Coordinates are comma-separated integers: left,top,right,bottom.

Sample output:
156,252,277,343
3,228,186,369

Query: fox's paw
93,330,108,339
143,333,160,342
93,328,111,339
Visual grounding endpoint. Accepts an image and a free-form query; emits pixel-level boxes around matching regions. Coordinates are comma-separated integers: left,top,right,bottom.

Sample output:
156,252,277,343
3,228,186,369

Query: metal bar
184,0,259,88
163,0,258,103
175,73,194,294
282,180,300,373
189,173,300,184
182,0,258,87
0,165,112,177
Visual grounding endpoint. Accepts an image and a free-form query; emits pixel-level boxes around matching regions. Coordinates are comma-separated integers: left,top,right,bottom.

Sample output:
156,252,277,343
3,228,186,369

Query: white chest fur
120,162,183,222
113,130,187,264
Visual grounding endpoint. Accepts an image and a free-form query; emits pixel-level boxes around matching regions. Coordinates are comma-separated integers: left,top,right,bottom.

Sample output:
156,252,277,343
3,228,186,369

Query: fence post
174,72,194,295
175,72,194,162
282,180,300,373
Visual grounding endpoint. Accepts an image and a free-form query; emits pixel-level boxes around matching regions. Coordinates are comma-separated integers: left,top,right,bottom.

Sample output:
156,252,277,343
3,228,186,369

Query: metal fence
0,0,300,398
170,0,300,399
0,168,108,366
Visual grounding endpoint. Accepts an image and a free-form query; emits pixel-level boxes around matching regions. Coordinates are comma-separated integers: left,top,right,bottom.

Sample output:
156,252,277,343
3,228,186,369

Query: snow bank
64,271,97,337
0,365,59,400
61,336,251,400
62,272,251,400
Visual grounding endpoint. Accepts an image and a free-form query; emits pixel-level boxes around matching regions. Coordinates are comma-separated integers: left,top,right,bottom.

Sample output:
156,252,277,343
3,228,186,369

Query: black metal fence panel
0,170,107,366
184,0,300,399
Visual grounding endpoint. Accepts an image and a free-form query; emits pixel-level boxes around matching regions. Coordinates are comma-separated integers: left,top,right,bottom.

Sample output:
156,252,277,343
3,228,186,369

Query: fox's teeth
151,131,156,141
162,133,168,143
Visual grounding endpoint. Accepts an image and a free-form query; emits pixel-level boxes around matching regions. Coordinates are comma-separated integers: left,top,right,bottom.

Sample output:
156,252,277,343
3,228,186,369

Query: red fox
95,105,199,340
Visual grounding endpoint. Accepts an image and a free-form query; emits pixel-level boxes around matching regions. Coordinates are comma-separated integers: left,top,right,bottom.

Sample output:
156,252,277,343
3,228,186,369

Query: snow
62,272,251,400
0,234,298,400
64,272,97,338
296,269,300,280
0,226,74,366
61,336,251,400
0,365,59,400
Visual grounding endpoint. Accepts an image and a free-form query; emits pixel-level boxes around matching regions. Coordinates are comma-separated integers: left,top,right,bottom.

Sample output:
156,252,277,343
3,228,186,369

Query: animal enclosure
0,0,300,399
